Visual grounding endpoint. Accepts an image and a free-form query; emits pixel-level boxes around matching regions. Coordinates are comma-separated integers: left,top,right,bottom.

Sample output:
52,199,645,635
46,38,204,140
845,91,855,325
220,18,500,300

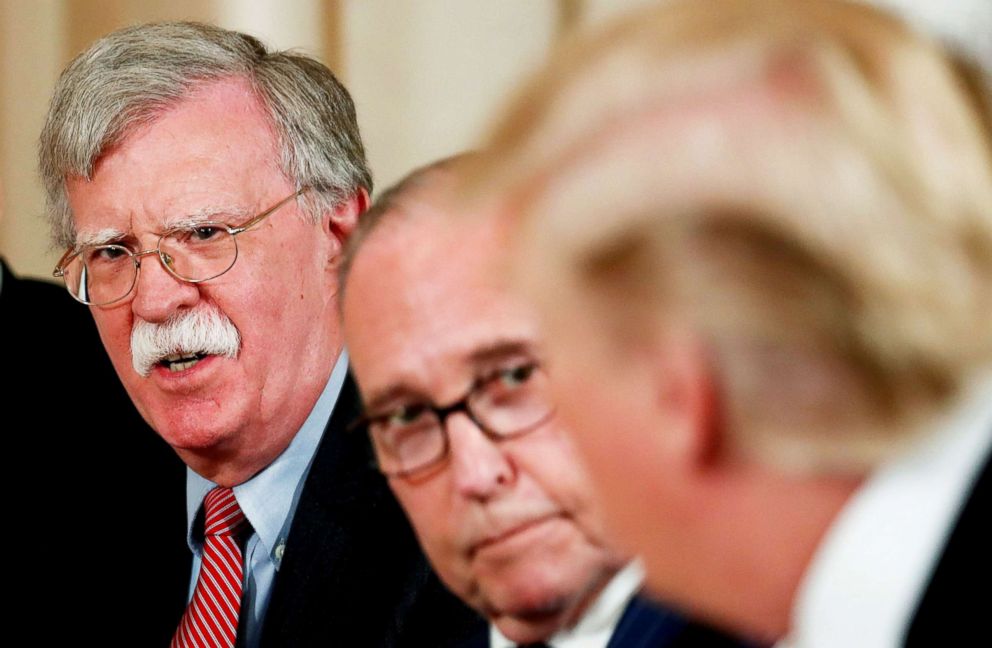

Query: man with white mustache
40,22,479,647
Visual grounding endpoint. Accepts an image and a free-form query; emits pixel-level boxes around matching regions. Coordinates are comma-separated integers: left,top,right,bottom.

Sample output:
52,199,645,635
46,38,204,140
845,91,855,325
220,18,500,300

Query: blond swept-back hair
468,0,992,471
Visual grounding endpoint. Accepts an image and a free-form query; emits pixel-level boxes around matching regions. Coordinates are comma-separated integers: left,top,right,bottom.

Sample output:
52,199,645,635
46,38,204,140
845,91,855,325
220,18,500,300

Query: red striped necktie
172,487,249,648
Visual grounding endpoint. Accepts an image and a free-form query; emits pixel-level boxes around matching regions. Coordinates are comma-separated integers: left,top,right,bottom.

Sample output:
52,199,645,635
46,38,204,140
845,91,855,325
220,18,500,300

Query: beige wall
1,0,65,278
342,1,558,191
0,0,649,281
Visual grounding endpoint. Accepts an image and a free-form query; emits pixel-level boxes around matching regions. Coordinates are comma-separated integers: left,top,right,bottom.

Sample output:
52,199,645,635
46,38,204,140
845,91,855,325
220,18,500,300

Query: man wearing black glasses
341,158,746,648
39,22,477,647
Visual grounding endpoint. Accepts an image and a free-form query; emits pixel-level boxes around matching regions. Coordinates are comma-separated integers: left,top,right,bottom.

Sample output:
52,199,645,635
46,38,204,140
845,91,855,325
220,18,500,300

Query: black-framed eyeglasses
52,188,308,306
350,361,555,478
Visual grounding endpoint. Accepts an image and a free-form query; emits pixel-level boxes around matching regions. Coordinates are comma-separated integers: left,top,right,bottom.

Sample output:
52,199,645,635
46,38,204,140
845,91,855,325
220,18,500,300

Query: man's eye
190,225,223,241
497,363,536,388
86,246,129,264
388,403,429,426
99,247,127,260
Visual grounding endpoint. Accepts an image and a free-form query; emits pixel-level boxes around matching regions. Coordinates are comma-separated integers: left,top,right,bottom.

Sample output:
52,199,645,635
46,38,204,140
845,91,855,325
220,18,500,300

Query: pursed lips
468,511,563,557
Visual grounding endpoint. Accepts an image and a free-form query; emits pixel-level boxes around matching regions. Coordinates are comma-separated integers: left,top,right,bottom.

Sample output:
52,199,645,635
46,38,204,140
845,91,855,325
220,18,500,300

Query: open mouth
158,352,209,373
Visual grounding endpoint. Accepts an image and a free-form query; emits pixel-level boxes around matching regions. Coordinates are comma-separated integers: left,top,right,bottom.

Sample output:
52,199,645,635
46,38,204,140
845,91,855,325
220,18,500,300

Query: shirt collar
784,373,992,648
490,561,644,648
185,351,350,569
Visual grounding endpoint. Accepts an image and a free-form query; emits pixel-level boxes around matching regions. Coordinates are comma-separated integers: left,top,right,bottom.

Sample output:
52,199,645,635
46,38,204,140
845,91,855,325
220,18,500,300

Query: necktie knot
203,486,248,538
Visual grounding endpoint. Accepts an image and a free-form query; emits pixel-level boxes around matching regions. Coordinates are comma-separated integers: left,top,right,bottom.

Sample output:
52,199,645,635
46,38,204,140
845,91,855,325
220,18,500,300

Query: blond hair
468,0,992,471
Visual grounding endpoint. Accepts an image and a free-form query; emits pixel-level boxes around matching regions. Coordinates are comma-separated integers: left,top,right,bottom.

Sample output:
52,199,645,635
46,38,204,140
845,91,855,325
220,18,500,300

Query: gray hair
337,153,472,308
39,21,372,248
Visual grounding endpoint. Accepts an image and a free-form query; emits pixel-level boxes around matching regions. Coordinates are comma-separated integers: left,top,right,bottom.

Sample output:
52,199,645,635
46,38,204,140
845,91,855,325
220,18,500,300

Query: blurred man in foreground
466,0,992,645
39,21,477,647
341,159,747,647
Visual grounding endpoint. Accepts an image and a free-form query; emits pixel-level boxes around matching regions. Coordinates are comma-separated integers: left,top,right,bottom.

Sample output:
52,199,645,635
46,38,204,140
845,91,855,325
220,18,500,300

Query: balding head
341,161,624,644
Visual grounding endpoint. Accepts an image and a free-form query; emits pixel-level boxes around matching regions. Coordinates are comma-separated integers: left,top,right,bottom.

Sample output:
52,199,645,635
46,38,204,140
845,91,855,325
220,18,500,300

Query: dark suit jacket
259,374,484,647
904,444,991,647
457,594,747,648
2,259,481,646
1,259,190,646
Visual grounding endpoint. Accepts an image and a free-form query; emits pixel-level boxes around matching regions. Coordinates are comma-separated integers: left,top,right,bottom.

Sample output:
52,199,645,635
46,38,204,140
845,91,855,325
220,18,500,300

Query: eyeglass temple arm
53,247,77,278
229,187,308,235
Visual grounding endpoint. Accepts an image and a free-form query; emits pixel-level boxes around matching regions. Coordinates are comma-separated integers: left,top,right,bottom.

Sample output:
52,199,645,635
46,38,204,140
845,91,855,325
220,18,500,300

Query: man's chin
479,574,575,641
489,604,570,645
140,400,236,454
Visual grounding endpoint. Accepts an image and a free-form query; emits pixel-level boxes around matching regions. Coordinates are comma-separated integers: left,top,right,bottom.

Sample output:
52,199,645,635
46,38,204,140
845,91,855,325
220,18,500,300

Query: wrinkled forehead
65,78,288,246
344,203,543,386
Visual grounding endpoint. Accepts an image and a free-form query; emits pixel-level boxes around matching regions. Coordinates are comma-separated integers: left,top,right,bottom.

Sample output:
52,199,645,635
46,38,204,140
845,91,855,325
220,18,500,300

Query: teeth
159,352,206,372
168,357,201,372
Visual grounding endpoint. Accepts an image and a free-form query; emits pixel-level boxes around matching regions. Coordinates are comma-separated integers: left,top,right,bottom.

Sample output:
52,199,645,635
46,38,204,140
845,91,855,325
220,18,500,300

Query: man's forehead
346,206,541,397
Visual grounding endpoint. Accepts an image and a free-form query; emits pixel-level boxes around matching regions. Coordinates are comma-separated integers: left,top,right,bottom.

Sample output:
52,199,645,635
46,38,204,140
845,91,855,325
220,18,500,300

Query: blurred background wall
7,0,983,280
0,0,654,280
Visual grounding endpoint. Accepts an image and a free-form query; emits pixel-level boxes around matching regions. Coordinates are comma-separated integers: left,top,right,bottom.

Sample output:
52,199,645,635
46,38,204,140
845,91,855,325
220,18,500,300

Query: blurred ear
649,326,721,468
326,187,371,255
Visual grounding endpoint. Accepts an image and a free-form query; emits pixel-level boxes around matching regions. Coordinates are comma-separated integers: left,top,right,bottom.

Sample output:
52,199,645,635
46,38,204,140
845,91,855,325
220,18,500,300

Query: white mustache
130,306,241,376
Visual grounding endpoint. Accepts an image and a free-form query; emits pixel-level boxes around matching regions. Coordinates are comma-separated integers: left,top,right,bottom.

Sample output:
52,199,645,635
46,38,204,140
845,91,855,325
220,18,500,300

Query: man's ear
650,326,721,469
325,187,371,255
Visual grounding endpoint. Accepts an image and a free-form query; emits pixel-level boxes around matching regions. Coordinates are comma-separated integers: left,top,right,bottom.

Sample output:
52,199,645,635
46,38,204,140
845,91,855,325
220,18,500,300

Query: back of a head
470,0,992,472
39,21,372,249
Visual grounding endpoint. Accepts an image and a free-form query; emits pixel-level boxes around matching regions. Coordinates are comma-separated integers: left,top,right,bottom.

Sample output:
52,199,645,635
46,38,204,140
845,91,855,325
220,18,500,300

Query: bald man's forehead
368,195,506,274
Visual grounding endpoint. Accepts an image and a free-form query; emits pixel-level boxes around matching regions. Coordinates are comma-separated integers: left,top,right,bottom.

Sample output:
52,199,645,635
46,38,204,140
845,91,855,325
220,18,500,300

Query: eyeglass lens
370,363,552,477
62,227,238,305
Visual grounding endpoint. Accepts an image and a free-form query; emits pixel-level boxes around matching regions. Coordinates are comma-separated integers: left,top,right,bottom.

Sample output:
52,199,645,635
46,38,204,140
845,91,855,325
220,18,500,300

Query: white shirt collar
783,373,992,648
490,561,644,648
185,351,350,568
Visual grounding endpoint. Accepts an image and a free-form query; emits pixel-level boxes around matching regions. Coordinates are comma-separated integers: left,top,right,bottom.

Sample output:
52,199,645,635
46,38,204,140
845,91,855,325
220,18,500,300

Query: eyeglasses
53,188,308,306
350,361,555,478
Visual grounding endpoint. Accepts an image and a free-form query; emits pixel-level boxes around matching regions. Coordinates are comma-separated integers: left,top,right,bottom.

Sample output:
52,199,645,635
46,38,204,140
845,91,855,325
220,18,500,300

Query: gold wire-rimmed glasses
53,188,308,306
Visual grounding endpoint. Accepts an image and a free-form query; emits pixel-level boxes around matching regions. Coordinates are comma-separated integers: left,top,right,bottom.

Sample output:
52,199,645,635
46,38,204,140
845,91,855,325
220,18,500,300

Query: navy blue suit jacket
903,445,990,647
458,594,746,647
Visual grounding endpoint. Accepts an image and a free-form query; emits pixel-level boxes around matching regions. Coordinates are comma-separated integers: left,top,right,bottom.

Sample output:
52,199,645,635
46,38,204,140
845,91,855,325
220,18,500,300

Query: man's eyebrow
362,339,538,412
75,227,128,248
363,384,428,414
165,205,251,229
468,338,538,366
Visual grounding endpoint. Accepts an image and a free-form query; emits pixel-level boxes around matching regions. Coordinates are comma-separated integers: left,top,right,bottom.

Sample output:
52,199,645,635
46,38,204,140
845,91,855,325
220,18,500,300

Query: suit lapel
259,374,379,643
260,374,471,646
606,597,688,648
904,445,991,646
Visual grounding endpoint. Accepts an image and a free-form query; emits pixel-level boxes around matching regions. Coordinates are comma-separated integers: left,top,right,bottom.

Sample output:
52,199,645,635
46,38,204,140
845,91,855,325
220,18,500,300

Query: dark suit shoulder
2,259,189,647
610,596,751,648
451,596,750,648
904,446,991,647
261,374,482,647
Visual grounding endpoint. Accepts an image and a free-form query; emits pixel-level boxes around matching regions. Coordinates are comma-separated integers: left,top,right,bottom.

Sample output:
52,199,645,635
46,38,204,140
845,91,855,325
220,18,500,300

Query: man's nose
130,251,201,323
446,412,516,501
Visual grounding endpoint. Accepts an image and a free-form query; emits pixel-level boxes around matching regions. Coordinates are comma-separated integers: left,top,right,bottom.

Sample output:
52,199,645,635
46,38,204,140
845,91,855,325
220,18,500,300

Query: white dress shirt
781,374,992,648
185,351,350,648
490,562,645,648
